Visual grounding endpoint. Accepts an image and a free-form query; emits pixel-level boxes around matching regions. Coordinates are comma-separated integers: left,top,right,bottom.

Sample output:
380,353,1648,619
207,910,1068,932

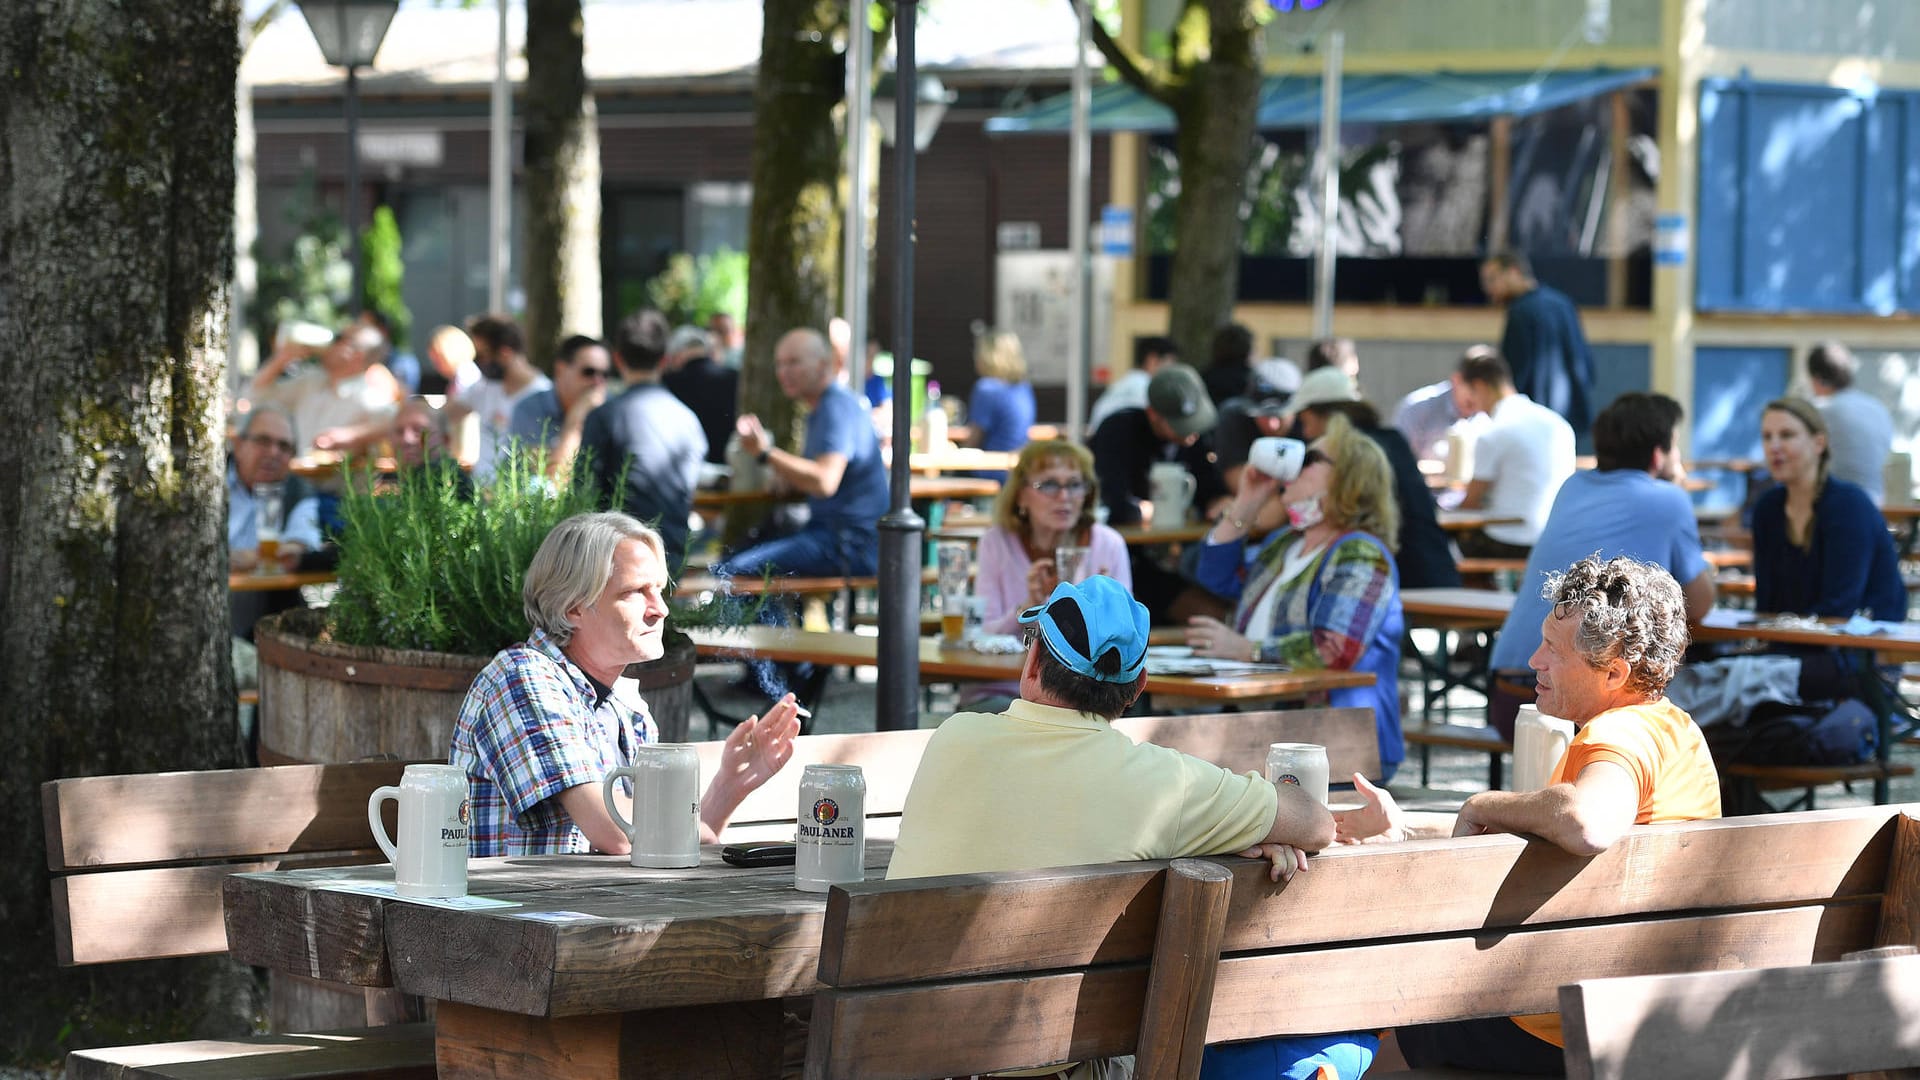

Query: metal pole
1311,31,1343,340
876,3,924,732
345,64,363,315
1065,0,1092,442
488,0,510,312
843,2,871,392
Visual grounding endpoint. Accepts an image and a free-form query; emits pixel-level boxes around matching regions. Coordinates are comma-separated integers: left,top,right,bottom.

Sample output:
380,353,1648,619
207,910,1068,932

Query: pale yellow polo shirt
887,699,1280,880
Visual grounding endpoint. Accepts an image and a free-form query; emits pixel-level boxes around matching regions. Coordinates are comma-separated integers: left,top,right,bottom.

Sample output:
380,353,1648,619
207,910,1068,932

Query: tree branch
1079,0,1175,105
244,0,293,53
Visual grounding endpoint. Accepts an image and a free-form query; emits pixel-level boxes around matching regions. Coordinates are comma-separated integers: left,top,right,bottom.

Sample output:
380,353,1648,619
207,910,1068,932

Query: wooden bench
1724,759,1917,811
1559,949,1920,1080
1404,720,1510,789
804,804,1919,1079
707,706,1381,841
42,761,437,1077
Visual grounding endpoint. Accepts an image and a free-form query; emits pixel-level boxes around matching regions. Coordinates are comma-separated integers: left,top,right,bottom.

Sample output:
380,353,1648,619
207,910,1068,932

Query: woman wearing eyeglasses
978,441,1131,637
1188,414,1406,780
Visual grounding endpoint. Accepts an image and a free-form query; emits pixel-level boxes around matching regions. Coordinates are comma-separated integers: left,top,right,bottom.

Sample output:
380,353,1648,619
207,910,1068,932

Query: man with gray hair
1806,341,1894,504
449,511,800,856
1336,554,1720,1073
228,404,326,640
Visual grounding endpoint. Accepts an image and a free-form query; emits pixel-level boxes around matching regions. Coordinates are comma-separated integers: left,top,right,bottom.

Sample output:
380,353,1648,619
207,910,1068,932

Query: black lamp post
295,0,399,315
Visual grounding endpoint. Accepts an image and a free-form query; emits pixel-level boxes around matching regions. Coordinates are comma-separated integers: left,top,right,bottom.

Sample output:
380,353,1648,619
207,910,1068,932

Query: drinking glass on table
935,541,974,646
253,481,286,575
1053,545,1093,585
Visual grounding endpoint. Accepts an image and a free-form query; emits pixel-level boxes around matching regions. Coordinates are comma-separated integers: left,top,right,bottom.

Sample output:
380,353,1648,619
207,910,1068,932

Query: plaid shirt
1195,529,1398,670
449,628,657,856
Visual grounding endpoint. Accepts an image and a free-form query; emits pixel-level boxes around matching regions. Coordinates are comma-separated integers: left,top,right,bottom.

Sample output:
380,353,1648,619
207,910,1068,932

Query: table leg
436,999,784,1079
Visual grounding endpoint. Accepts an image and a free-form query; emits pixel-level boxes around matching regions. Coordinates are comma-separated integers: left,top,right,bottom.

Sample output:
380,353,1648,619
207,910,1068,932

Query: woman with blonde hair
1188,414,1406,779
966,329,1036,458
977,440,1130,636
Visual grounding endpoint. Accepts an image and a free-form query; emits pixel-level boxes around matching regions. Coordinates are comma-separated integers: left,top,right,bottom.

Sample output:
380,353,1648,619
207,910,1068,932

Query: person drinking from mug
1186,414,1407,780
448,512,801,856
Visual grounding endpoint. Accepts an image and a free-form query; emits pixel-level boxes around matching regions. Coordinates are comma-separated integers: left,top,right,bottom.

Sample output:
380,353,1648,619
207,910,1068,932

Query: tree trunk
743,0,846,449
0,1,256,1061
523,0,603,370
1165,0,1264,365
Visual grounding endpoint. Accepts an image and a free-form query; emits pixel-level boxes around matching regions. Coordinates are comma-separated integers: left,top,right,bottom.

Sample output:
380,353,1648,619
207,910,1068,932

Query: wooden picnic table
905,447,1018,474
686,625,1374,703
1435,509,1524,533
1402,586,1920,661
926,520,1213,546
693,474,997,510
227,569,337,592
223,843,898,1079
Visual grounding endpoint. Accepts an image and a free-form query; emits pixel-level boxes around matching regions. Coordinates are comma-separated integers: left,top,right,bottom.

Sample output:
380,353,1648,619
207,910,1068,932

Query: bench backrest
1559,953,1920,1080
805,806,1920,1079
708,706,1376,831
41,761,414,965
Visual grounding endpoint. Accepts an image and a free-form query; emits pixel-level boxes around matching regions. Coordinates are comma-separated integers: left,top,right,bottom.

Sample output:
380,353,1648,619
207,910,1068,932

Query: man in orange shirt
1335,553,1719,1073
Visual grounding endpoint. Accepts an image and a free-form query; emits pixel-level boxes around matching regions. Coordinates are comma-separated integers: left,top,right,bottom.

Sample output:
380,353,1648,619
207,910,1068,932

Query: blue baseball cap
1017,576,1149,684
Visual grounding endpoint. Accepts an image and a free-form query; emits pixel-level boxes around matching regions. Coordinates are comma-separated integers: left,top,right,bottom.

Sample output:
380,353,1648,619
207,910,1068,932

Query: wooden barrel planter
256,609,698,764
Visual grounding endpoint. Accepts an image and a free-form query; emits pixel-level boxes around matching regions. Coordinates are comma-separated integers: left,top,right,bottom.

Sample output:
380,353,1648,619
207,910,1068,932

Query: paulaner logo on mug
368,764,470,899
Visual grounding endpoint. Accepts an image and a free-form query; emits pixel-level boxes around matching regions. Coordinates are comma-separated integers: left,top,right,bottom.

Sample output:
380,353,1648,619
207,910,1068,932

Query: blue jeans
1200,1031,1378,1079
711,525,879,698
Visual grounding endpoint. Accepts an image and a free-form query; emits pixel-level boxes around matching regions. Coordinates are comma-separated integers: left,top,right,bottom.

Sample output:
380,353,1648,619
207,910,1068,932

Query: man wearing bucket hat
890,575,1357,1078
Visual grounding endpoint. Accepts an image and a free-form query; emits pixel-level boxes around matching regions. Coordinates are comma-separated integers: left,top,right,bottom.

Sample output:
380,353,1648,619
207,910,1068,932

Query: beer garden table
228,569,337,592
693,474,996,510
223,844,896,1079
686,625,1373,705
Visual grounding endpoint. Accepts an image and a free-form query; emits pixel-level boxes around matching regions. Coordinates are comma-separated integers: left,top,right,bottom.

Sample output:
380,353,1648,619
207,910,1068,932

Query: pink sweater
977,524,1134,635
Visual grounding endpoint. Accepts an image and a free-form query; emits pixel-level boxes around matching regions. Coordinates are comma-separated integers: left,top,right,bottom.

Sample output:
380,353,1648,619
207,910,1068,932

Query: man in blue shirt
1482,251,1596,444
722,327,887,580
510,333,613,480
717,327,888,698
1486,392,1715,739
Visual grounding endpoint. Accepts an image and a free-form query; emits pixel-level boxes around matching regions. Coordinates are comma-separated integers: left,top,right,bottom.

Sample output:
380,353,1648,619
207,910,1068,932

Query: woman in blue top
1752,396,1907,700
1186,414,1406,780
966,330,1037,463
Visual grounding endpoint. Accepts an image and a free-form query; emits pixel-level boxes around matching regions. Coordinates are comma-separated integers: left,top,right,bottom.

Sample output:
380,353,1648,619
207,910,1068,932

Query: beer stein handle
603,767,635,837
367,786,401,864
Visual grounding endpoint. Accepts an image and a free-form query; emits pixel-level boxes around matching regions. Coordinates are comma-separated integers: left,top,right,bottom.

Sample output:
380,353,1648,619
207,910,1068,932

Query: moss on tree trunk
0,1,258,1061
524,0,602,368
743,0,847,448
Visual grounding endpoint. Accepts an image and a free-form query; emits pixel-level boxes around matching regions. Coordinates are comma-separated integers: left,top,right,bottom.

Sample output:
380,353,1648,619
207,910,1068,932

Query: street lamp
295,0,399,315
872,73,956,153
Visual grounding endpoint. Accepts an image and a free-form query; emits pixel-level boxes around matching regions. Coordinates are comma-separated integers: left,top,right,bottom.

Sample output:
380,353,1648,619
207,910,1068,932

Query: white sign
997,221,1042,251
994,251,1115,385
358,130,444,168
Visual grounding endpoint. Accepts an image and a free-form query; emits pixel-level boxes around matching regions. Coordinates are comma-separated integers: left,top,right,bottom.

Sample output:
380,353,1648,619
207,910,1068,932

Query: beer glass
935,541,971,645
1054,545,1093,585
253,481,286,574
1265,743,1331,807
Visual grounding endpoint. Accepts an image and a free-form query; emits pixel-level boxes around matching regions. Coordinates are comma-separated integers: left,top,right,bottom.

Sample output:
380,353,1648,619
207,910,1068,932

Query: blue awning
984,67,1656,134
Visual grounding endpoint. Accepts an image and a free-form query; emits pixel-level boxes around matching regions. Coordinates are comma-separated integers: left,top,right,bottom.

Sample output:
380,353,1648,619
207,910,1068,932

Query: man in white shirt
447,314,551,484
1806,342,1894,505
1456,350,1575,558
246,322,402,457
1392,347,1491,466
1087,335,1180,435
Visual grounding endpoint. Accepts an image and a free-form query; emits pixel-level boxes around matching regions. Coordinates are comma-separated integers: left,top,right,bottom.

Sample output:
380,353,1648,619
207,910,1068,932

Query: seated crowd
223,301,1910,1075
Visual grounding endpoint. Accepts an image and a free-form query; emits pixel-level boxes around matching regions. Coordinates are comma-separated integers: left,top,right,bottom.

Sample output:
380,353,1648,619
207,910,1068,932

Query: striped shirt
449,628,657,856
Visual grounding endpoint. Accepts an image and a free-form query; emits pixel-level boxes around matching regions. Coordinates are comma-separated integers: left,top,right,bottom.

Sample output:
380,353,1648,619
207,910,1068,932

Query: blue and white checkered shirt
449,628,657,856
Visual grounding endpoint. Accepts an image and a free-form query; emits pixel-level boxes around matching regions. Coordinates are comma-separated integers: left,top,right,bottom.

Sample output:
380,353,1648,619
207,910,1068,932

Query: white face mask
1286,495,1325,531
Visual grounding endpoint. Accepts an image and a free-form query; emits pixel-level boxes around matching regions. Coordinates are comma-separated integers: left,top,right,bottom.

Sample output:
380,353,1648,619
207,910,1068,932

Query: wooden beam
1607,89,1632,308
1560,954,1920,1080
1876,810,1920,949
1488,115,1512,253
1136,859,1234,1080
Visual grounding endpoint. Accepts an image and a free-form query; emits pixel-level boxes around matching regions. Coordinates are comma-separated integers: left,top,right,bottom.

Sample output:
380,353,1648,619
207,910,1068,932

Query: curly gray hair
1541,554,1689,697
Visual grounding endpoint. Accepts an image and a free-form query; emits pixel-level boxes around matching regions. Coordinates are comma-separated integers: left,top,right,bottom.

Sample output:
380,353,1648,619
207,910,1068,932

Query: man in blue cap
888,575,1353,1078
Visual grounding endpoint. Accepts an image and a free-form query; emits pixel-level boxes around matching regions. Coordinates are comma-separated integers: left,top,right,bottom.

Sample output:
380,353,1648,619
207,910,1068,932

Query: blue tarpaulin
984,67,1656,134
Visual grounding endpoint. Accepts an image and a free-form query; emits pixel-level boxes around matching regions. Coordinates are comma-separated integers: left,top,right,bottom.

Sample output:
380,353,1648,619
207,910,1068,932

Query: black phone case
722,841,797,867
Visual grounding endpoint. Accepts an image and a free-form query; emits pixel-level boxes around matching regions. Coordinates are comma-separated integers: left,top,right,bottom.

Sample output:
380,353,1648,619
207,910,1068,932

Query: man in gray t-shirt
579,311,708,570
1807,342,1894,505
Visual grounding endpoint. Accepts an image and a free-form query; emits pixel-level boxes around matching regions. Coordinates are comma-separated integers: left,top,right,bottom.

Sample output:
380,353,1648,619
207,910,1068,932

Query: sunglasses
1303,449,1332,469
576,367,612,381
1028,478,1088,497
244,433,296,455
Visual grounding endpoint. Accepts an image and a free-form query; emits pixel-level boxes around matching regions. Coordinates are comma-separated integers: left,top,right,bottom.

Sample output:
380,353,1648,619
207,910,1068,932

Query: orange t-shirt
1513,698,1721,1046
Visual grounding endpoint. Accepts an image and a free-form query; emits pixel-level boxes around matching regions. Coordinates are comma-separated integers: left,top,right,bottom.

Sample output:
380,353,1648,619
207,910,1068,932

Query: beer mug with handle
367,764,470,898
603,744,702,868
1148,463,1197,528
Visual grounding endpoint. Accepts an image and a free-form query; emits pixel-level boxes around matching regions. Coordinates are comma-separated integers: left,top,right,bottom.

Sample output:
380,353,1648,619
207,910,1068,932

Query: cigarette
791,704,813,719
